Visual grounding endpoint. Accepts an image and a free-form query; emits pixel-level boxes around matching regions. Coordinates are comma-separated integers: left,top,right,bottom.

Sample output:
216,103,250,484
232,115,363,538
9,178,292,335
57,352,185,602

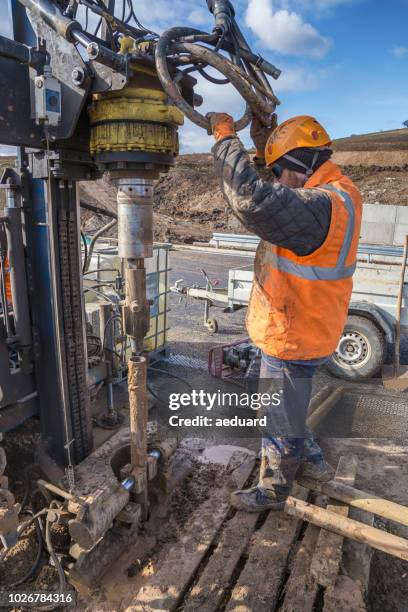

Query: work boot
296,458,334,484
230,485,289,512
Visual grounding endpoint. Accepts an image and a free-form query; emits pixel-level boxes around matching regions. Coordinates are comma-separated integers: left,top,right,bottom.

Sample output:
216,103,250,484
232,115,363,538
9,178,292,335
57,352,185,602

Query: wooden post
306,387,343,430
307,384,332,417
285,497,408,562
298,478,408,529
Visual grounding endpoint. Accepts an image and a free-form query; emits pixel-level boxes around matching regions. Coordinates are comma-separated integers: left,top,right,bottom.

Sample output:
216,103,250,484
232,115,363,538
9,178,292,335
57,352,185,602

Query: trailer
172,243,408,381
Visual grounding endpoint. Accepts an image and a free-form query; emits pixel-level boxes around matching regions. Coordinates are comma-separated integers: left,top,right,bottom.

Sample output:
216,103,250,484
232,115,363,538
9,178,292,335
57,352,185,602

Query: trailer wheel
205,317,219,334
326,315,386,381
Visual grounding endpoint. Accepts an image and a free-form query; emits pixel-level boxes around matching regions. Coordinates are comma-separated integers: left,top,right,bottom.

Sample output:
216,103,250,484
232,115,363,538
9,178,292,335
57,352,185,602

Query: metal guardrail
210,233,404,258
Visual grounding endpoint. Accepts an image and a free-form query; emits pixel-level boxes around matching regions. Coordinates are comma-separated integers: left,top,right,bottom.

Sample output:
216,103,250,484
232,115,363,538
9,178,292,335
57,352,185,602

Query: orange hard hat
265,115,331,167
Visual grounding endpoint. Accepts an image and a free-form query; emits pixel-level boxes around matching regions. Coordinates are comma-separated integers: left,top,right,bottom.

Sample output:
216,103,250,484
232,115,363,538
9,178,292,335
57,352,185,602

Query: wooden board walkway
124,455,375,612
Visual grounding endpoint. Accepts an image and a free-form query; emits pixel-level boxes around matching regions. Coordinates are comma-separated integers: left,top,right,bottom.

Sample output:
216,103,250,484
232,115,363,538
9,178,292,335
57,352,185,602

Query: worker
208,113,362,512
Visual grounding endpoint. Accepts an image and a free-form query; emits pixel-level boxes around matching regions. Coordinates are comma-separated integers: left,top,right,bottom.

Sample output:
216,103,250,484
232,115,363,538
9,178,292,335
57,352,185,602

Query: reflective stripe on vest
323,184,356,268
271,184,356,282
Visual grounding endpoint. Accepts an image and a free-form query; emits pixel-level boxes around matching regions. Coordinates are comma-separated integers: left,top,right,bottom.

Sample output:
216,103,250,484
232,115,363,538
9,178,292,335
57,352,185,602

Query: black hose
0,508,48,564
80,200,118,220
170,31,281,81
148,366,194,388
147,366,194,403
83,218,117,273
83,287,117,303
83,267,118,276
198,66,229,85
45,510,67,593
175,41,273,122
155,27,277,130
81,230,88,275
102,314,122,353
146,382,164,402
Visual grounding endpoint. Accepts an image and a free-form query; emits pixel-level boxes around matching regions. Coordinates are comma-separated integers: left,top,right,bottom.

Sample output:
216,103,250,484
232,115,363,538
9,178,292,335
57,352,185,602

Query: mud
163,457,226,536
0,523,39,589
367,519,408,612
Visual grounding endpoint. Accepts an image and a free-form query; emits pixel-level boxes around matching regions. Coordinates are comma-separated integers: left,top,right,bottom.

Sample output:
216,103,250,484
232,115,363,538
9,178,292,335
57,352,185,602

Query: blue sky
2,0,408,154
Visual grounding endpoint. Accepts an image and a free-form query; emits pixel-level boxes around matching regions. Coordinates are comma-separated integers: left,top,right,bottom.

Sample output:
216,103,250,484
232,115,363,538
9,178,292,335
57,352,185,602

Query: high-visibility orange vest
246,161,362,360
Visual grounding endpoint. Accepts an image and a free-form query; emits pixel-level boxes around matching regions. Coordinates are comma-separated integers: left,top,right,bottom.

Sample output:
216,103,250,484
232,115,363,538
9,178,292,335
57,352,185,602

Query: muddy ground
2,252,408,610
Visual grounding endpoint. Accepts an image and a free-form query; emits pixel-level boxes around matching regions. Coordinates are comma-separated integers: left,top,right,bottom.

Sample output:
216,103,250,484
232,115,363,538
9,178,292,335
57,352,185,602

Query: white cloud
245,0,332,59
179,120,214,153
281,0,359,12
192,71,247,114
120,0,218,33
187,7,212,27
274,65,328,92
392,46,408,58
179,69,248,153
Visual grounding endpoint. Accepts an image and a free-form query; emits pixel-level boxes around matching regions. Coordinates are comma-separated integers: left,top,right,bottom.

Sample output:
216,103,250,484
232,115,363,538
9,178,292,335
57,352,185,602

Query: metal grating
315,391,408,438
166,353,209,371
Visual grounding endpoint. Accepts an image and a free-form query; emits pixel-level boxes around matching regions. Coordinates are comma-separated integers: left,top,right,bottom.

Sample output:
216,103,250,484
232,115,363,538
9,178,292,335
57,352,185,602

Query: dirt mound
79,153,244,243
333,151,408,167
332,128,408,166
78,152,408,243
333,128,408,152
342,165,408,205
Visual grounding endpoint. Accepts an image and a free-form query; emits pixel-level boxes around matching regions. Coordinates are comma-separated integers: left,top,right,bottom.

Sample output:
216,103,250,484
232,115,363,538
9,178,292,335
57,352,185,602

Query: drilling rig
0,0,279,587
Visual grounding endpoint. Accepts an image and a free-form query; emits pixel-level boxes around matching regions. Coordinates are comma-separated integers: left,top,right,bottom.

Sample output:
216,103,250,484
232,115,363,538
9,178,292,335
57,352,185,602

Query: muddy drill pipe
117,178,153,501
128,356,148,497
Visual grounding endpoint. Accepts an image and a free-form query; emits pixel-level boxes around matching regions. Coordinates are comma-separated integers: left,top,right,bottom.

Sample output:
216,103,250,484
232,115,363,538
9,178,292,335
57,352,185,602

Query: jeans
257,351,328,490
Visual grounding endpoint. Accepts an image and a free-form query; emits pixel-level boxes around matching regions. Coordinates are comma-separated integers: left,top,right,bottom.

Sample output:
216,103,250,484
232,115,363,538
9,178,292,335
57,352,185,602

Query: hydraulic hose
80,200,118,220
83,219,117,273
155,27,279,131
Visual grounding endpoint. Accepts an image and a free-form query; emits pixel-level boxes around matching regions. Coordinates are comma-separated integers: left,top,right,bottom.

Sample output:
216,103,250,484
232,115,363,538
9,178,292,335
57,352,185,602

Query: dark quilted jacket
212,136,332,256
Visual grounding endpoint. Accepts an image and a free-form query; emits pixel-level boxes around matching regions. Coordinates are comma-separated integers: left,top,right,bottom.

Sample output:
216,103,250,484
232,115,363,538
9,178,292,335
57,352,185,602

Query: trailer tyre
326,315,386,380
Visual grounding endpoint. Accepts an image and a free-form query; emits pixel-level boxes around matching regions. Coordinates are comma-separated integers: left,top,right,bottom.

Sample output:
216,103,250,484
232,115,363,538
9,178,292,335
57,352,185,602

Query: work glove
250,114,278,166
206,112,236,141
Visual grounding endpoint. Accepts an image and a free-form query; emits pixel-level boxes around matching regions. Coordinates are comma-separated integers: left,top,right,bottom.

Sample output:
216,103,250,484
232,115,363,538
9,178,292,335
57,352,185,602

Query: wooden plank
342,507,374,596
182,511,259,612
225,484,308,612
253,456,356,611
125,453,255,612
310,455,358,587
323,575,367,612
307,384,332,417
280,523,321,612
